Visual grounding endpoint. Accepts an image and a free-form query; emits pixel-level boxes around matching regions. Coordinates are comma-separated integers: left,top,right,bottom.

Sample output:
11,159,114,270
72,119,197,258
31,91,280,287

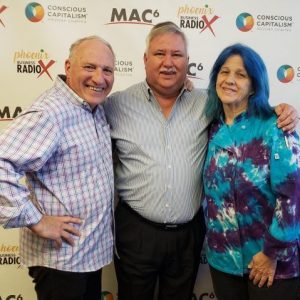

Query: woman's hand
248,251,277,287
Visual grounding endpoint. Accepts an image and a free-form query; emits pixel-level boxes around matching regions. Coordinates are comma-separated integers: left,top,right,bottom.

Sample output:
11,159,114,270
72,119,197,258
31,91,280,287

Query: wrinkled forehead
148,32,188,54
72,40,115,65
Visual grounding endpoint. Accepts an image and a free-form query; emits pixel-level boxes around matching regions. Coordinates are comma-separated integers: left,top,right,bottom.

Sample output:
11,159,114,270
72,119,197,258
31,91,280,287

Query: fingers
184,78,194,91
248,252,276,288
63,222,81,236
52,224,80,248
282,123,296,133
250,271,275,288
61,229,76,246
257,274,268,288
61,216,83,225
267,274,274,287
57,218,82,247
276,103,291,121
252,271,262,286
54,238,63,249
277,110,296,125
30,215,82,247
277,106,298,132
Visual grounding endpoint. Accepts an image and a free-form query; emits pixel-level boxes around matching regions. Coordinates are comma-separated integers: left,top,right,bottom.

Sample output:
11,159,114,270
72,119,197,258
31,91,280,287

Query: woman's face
216,54,253,111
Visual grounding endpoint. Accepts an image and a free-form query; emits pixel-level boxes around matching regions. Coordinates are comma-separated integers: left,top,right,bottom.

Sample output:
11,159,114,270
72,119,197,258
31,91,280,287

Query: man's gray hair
145,21,188,54
68,35,115,61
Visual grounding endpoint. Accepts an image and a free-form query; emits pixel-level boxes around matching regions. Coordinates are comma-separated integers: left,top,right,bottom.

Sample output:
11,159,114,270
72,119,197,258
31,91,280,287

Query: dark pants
28,266,102,300
210,265,300,300
114,201,206,300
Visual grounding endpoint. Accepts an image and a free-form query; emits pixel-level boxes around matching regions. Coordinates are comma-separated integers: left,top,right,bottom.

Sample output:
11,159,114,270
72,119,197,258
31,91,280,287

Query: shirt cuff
3,201,43,228
263,231,296,261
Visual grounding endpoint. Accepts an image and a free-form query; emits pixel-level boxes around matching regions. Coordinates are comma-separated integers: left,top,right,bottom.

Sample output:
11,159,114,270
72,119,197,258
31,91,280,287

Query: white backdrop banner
0,1,299,300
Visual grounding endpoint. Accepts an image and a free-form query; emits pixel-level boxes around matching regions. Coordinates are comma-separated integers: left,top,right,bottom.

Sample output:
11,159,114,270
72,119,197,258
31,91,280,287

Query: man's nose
92,68,105,84
162,54,173,66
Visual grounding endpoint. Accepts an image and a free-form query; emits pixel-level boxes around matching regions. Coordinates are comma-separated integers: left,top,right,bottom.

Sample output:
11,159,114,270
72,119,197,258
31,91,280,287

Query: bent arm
0,111,59,228
264,129,300,259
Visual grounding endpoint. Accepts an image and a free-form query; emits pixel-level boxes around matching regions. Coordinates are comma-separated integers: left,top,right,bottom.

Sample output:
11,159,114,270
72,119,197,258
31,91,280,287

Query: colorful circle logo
236,13,254,32
101,291,114,300
277,65,295,83
25,2,44,22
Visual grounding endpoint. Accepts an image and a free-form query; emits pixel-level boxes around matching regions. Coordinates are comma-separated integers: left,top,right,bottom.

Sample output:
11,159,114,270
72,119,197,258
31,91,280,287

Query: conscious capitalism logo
277,65,295,83
25,2,44,22
236,12,254,32
236,11,293,32
115,59,134,77
25,3,87,24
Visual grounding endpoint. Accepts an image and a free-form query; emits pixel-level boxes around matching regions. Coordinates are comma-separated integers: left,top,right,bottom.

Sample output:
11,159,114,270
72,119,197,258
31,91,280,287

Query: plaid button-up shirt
0,75,114,272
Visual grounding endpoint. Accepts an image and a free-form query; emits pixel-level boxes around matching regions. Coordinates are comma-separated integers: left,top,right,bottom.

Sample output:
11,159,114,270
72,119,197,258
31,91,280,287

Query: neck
152,90,179,118
223,104,247,125
156,96,177,118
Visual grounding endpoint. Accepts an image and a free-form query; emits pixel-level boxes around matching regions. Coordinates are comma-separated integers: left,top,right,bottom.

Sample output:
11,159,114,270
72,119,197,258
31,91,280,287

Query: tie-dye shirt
203,111,300,279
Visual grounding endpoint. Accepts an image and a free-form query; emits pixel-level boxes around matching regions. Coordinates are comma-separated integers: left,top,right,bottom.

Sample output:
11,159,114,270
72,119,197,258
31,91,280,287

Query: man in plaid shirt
0,36,115,300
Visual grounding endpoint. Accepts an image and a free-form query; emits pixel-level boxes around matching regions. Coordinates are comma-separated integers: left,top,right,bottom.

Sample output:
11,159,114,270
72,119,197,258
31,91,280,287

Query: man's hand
29,215,82,249
275,103,299,132
184,78,194,91
248,251,277,288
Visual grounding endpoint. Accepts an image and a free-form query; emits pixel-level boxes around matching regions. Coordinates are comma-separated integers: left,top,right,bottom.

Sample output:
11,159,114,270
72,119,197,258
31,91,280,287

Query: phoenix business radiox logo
106,7,160,25
14,49,56,81
277,65,295,83
177,4,220,36
0,5,7,27
236,13,254,32
0,243,21,266
25,2,44,22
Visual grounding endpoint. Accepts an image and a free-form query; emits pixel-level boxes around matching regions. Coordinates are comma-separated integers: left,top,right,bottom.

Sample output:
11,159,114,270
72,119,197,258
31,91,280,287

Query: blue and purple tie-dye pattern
203,111,300,279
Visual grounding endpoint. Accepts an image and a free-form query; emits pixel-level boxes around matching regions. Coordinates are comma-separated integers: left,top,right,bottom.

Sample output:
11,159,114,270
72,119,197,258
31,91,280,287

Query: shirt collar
56,75,93,112
219,110,249,126
142,80,187,103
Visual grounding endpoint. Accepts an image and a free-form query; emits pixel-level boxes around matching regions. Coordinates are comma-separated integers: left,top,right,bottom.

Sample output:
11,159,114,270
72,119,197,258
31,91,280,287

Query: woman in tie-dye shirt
203,43,300,300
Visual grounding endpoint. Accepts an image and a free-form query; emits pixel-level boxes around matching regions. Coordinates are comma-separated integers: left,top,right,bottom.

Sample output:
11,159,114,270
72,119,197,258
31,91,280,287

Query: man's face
144,32,188,98
65,39,115,109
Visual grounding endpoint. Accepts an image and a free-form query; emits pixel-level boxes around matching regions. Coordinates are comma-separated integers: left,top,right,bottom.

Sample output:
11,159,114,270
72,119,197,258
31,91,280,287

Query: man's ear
143,53,148,65
65,59,71,77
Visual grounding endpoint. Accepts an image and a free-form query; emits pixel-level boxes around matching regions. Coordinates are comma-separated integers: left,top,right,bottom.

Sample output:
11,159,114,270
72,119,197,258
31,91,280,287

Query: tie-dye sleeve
264,129,300,260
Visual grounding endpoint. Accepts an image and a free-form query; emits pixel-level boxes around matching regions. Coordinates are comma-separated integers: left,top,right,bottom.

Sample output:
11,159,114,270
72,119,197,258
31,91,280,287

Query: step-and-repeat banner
0,1,299,299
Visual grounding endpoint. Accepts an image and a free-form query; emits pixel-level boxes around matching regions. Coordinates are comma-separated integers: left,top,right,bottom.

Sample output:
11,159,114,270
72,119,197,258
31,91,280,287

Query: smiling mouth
223,87,237,93
160,68,176,75
87,85,105,92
